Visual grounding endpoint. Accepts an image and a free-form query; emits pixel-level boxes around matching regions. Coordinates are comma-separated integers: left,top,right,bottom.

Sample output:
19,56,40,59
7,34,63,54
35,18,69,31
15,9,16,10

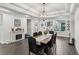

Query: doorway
27,19,31,35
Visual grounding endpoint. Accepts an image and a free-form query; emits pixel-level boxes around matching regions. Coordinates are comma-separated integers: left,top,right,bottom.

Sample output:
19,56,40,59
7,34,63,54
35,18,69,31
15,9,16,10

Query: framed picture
14,19,21,27
0,14,3,25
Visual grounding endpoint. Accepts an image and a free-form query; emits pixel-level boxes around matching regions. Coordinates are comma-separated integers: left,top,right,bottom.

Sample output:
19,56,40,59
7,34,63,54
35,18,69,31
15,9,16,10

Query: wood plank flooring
0,39,29,55
56,37,78,55
0,37,78,55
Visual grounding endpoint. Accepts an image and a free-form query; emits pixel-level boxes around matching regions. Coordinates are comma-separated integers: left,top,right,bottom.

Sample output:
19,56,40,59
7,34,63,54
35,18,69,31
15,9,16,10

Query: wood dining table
33,34,52,45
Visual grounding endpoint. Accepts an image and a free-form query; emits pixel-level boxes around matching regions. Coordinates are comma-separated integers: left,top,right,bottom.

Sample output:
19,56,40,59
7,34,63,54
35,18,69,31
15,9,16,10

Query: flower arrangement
44,31,48,35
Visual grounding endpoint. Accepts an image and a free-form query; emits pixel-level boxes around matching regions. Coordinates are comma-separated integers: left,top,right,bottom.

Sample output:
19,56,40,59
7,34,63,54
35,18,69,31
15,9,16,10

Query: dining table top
33,34,52,45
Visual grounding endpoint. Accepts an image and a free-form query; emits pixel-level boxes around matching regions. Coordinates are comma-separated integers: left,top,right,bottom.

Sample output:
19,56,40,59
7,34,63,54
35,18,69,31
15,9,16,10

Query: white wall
75,8,79,54
0,12,27,43
69,14,75,43
31,18,40,36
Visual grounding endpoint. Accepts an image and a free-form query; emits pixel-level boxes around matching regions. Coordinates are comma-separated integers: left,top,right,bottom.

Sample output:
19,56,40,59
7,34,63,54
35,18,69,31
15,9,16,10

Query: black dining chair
53,33,57,54
33,32,38,37
28,36,45,55
49,31,54,34
47,34,54,48
43,34,54,55
53,33,57,44
25,34,30,39
38,31,42,35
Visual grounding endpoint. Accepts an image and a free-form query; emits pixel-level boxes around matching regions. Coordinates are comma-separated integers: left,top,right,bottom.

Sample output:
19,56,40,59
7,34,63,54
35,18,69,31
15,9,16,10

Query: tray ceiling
0,3,74,18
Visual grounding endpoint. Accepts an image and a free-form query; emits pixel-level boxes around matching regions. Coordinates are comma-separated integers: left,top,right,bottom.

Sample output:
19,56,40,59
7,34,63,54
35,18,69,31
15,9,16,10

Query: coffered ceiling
0,3,77,18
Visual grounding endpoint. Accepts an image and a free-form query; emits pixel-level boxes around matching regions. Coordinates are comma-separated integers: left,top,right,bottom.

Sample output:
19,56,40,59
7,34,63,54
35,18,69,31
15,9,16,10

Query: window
54,20,65,31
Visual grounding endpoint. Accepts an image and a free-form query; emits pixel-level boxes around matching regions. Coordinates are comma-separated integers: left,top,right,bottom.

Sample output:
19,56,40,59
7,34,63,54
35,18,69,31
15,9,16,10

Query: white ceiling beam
11,3,41,16
0,3,39,17
65,3,68,12
64,3,72,13
70,3,76,14
69,3,79,15
46,10,66,15
0,3,70,19
45,12,70,19
23,3,41,15
0,7,30,18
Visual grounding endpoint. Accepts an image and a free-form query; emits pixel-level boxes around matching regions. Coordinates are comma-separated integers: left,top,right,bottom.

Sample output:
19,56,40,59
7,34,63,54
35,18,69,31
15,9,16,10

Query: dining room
0,3,78,55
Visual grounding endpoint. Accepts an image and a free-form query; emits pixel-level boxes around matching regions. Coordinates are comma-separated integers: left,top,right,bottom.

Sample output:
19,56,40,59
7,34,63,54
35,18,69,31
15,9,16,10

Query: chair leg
41,49,44,55
53,46,54,54
29,51,30,55
54,44,56,55
55,43,57,54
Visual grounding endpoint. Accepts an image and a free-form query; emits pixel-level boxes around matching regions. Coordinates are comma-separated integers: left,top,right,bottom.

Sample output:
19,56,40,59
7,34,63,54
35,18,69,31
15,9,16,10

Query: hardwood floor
28,37,78,55
56,37,78,55
0,39,29,55
0,37,78,55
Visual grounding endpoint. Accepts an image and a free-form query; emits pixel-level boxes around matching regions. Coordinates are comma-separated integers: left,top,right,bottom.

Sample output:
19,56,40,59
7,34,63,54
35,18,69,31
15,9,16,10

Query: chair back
54,33,57,44
47,34,54,47
50,34,54,46
38,31,42,35
33,32,38,37
49,31,54,34
28,36,37,52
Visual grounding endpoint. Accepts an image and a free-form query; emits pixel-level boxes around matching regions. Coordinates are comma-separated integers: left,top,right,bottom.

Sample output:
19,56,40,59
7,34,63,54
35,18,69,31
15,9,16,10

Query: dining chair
49,31,54,34
25,34,30,39
53,33,57,54
33,32,38,37
28,36,45,55
47,34,54,48
43,34,54,55
53,33,57,44
38,31,42,35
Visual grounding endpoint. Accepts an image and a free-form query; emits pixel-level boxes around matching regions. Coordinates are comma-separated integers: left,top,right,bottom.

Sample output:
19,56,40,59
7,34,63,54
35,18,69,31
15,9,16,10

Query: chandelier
41,3,47,20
